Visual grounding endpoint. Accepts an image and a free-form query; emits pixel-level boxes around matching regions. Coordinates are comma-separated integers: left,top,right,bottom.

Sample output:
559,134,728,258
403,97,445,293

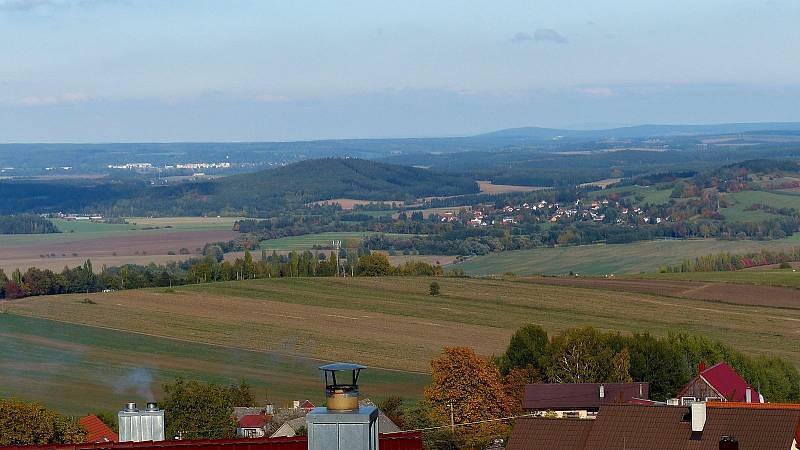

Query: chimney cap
319,363,367,372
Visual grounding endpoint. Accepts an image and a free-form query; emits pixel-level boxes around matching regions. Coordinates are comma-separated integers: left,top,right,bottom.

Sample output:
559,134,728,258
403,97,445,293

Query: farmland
259,232,413,250
477,181,547,195
0,217,239,273
628,269,800,289
454,236,800,276
4,275,800,413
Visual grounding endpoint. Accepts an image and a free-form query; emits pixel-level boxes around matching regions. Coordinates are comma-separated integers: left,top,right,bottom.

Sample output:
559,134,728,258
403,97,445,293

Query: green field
629,269,800,289
455,237,800,276
259,232,411,250
588,185,673,205
0,313,427,415
5,276,800,414
720,190,800,222
0,217,238,248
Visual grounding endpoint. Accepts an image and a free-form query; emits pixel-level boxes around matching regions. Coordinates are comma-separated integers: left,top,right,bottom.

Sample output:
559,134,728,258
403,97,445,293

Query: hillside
4,275,800,413
130,158,478,216
0,158,478,216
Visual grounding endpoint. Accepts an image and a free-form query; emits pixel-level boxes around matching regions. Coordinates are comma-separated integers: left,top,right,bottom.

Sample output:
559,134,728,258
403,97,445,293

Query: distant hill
111,158,479,216
479,122,800,140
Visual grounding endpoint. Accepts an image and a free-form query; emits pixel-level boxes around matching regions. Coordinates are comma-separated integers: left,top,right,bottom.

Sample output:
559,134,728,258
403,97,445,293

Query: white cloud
0,0,51,11
0,0,118,12
510,28,568,45
19,92,92,106
578,87,615,97
253,94,289,103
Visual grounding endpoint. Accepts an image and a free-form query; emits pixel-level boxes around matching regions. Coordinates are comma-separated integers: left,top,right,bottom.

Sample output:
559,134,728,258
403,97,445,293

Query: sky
0,0,799,142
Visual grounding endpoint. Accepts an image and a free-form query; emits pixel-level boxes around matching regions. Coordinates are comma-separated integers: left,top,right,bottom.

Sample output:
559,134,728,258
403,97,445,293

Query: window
705,396,721,402
681,397,696,406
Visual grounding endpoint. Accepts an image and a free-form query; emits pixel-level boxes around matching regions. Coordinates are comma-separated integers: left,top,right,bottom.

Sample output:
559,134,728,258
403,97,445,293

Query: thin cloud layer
19,92,91,106
510,28,568,44
533,28,568,44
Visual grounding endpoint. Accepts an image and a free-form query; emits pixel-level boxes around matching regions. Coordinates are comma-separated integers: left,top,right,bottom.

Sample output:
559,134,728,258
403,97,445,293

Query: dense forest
0,158,478,216
0,215,59,234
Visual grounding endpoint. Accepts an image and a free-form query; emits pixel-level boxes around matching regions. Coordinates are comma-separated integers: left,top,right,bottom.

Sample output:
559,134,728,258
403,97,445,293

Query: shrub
429,281,440,296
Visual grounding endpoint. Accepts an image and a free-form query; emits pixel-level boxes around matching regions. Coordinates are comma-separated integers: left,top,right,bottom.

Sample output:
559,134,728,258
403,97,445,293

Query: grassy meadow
454,236,800,276
5,276,800,413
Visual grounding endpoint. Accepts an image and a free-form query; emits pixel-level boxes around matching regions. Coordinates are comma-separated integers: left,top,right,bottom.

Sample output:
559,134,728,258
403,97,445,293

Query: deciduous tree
424,347,512,449
0,398,86,445
161,378,254,440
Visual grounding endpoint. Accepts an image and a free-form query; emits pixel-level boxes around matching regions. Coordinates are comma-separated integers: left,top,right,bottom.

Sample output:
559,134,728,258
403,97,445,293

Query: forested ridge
0,158,478,216
0,215,59,234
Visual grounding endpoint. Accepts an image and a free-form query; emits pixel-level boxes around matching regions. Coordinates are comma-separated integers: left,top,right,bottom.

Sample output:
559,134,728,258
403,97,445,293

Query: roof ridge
708,401,800,410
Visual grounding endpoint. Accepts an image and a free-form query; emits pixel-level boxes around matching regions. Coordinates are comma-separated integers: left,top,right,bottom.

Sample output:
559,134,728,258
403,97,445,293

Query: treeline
661,246,800,272
0,252,442,300
411,323,800,449
0,215,59,234
495,324,800,403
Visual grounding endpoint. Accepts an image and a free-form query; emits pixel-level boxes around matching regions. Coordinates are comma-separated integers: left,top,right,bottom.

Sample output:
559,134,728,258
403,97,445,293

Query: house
269,399,401,438
522,382,649,418
507,402,800,450
233,406,274,438
269,416,307,438
293,399,315,413
676,362,764,405
237,412,272,438
78,415,118,443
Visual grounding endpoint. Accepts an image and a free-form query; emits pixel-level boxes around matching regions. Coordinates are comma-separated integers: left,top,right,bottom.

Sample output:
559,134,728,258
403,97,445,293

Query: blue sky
0,0,798,142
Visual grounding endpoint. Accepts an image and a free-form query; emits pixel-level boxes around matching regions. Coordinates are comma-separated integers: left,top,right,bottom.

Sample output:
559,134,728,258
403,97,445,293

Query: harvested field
517,276,800,309
0,229,237,273
478,181,547,194
5,276,800,412
579,178,622,189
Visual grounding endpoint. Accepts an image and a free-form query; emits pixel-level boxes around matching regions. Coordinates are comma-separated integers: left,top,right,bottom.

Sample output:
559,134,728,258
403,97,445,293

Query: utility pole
447,402,455,433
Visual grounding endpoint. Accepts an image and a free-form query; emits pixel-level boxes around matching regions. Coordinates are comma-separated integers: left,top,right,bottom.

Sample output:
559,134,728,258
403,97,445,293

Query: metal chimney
307,363,378,450
118,401,165,442
691,402,707,433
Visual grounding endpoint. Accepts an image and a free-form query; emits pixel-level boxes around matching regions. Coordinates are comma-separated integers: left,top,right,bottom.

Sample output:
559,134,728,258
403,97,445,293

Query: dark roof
78,416,118,444
522,382,649,410
506,418,592,450
0,432,422,450
507,403,800,450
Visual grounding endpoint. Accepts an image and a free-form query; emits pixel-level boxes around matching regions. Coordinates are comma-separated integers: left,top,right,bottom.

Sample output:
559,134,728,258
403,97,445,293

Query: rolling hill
0,158,478,216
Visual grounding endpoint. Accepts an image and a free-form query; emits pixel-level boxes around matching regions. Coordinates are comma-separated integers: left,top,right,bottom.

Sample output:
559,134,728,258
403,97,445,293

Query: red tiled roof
699,362,762,402
522,382,649,410
78,415,118,444
299,400,314,410
238,413,271,428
